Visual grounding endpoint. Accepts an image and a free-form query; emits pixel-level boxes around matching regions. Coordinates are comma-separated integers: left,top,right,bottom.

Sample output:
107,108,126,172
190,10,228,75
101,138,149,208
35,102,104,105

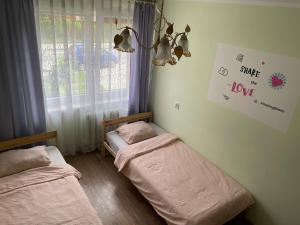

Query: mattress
46,146,66,165
106,123,166,153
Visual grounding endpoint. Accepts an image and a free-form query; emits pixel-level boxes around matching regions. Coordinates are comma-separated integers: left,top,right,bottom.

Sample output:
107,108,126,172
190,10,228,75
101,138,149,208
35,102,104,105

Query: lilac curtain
0,0,46,141
128,1,155,114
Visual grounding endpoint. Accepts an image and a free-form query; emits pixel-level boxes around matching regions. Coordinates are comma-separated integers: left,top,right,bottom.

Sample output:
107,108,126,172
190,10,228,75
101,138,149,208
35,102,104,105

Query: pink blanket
115,133,254,225
0,164,103,225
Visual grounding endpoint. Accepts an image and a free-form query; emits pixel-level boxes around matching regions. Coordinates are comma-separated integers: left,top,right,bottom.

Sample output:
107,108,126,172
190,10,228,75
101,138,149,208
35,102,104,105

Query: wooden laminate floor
66,152,253,225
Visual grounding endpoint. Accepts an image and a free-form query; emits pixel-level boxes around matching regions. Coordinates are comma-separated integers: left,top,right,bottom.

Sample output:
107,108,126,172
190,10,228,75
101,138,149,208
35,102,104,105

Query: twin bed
102,112,254,225
0,132,103,225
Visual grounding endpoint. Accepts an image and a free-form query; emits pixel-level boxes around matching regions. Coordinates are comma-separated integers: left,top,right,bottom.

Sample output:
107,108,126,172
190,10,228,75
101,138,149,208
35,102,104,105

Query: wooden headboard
0,131,57,152
101,112,153,157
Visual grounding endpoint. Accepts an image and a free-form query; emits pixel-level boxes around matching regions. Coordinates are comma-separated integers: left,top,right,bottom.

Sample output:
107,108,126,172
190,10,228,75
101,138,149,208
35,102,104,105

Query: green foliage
44,56,87,98
40,15,84,43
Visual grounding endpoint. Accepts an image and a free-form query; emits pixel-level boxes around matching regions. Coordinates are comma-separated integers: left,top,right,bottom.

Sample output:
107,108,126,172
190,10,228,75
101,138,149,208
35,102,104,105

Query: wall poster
208,43,300,132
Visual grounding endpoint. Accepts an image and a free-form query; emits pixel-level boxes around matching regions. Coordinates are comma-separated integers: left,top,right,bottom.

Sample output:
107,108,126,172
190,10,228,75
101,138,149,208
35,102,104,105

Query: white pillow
0,145,51,178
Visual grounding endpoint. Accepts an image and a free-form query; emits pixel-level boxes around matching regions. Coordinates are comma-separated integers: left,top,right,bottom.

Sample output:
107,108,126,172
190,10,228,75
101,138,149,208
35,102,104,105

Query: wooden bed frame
101,112,153,157
0,131,57,152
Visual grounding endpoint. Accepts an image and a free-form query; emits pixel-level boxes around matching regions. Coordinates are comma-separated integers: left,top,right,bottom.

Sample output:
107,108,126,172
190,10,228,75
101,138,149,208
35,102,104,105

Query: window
35,0,133,112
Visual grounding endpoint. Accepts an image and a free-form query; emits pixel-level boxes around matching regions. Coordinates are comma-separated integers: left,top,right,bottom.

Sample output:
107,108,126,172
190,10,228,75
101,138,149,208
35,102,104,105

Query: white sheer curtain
34,0,133,155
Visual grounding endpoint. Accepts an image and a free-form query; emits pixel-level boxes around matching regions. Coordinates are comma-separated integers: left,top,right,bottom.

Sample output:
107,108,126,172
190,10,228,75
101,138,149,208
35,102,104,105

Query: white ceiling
177,0,300,8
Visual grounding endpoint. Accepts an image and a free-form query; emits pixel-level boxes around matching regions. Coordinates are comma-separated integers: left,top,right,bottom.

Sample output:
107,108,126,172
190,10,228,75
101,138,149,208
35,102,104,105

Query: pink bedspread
0,164,103,225
115,133,254,225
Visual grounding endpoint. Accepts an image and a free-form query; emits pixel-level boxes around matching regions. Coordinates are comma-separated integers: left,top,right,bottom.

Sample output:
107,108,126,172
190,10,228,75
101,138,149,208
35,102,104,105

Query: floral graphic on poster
208,43,300,132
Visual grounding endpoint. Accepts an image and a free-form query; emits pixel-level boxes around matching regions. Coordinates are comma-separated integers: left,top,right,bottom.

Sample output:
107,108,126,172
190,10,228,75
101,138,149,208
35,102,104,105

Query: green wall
150,1,300,225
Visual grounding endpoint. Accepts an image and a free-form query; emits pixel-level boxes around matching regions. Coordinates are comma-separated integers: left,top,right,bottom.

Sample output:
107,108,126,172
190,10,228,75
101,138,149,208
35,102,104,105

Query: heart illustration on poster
272,77,283,86
269,72,286,90
208,43,300,132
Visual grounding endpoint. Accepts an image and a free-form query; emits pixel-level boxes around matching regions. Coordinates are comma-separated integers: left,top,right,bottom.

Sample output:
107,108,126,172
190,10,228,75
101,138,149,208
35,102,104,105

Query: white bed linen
46,146,66,165
106,123,166,154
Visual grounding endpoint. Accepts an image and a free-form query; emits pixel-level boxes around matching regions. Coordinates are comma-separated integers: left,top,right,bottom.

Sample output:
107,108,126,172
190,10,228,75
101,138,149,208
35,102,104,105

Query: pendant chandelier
113,0,191,66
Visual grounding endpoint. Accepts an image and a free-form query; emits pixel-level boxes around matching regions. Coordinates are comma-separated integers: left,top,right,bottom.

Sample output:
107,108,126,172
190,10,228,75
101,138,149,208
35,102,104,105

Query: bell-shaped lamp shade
153,36,176,66
117,28,135,53
178,34,191,57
